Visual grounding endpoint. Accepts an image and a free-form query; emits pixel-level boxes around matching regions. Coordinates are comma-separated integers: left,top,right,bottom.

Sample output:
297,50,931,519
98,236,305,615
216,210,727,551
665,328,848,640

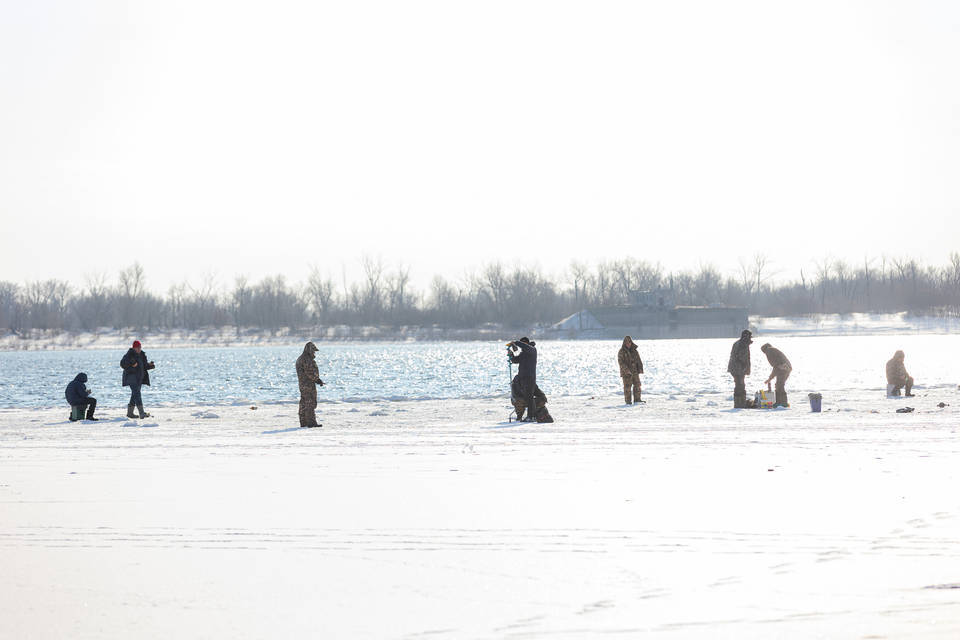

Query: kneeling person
511,375,553,423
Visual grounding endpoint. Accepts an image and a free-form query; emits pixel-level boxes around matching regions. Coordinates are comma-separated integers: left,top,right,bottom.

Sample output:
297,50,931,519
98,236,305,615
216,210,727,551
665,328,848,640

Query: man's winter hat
740,330,752,339
519,337,530,344
761,343,772,351
132,340,141,349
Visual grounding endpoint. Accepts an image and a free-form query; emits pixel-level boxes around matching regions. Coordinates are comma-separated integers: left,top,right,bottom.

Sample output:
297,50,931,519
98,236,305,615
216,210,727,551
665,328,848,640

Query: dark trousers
732,374,746,407
517,376,536,420
72,398,97,419
128,382,143,410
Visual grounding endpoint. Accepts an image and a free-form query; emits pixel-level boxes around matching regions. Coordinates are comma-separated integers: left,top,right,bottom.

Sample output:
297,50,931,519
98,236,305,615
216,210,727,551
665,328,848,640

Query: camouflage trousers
622,374,641,404
512,395,547,421
299,384,319,427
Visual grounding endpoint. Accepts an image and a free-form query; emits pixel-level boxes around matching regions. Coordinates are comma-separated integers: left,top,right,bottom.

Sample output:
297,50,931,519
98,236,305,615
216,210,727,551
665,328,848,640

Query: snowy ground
2,391,959,638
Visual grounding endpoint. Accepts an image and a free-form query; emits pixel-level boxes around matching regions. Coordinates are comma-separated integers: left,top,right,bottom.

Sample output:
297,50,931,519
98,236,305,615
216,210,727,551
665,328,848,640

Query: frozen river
2,332,959,637
1,334,955,409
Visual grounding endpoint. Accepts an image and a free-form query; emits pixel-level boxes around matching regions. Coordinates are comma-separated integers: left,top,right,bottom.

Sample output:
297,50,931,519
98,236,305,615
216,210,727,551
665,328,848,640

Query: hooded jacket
296,341,322,387
762,345,792,374
618,336,644,377
65,373,90,405
121,348,154,387
886,351,909,385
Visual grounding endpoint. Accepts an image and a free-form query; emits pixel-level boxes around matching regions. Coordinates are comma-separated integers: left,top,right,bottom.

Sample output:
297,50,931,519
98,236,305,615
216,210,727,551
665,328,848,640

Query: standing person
121,340,155,418
886,350,915,397
65,372,97,421
727,330,753,408
618,336,644,404
508,337,537,421
761,343,792,407
296,341,325,428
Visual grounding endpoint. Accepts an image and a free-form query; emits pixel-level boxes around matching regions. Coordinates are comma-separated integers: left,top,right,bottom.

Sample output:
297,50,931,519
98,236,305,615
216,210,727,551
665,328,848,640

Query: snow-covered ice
2,388,959,638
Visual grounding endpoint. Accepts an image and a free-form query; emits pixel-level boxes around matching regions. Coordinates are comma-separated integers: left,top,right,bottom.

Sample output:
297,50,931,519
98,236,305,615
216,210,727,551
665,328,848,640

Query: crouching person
511,376,553,423
65,372,97,421
886,350,914,397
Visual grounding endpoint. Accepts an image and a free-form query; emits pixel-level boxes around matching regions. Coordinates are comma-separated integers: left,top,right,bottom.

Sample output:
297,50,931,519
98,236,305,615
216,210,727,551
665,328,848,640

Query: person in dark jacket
761,342,792,407
295,341,325,428
508,337,537,421
121,340,155,419
727,330,752,408
65,372,97,421
618,335,644,404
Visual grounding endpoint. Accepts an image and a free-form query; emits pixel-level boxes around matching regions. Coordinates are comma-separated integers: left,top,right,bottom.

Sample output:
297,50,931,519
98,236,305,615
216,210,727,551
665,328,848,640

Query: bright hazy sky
1,1,958,292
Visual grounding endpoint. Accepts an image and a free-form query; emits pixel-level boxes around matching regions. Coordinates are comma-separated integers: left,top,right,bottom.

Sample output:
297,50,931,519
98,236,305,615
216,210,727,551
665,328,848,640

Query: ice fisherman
295,341,325,428
617,336,644,405
121,340,155,419
508,337,539,421
65,372,97,421
727,329,752,408
761,342,792,407
510,377,553,423
886,350,915,397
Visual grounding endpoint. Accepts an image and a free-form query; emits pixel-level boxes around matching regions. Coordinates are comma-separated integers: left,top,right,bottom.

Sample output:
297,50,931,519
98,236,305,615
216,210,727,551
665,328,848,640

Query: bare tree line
2,254,959,334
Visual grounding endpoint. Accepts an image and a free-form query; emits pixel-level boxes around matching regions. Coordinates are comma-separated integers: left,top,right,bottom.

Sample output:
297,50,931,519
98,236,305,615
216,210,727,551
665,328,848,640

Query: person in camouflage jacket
617,336,644,404
727,330,752,408
295,341,325,427
885,350,914,396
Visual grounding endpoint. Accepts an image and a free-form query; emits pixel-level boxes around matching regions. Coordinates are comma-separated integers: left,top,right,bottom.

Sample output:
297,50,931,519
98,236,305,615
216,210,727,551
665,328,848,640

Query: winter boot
775,389,789,407
733,393,746,409
127,404,137,419
137,404,151,419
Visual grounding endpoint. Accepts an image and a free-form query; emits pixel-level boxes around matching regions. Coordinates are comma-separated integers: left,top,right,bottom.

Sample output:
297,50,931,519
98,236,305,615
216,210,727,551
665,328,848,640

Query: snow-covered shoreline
0,326,507,351
3,393,959,638
1,312,957,351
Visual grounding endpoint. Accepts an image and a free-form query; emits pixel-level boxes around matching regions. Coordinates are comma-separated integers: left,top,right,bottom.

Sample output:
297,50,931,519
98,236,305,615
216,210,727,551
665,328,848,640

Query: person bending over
761,342,792,408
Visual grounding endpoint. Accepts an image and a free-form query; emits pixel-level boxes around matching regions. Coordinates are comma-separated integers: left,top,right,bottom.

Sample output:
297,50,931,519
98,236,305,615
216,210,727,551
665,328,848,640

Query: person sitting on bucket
65,372,97,421
886,350,915,397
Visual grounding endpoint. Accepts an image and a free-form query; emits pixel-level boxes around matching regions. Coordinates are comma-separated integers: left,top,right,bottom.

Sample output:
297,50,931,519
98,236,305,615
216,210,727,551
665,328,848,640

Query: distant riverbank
1,312,956,351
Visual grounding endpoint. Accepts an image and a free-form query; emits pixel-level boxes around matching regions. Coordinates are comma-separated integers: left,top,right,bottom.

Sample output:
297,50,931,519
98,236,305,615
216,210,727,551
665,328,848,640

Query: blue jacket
121,348,154,387
65,373,90,405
